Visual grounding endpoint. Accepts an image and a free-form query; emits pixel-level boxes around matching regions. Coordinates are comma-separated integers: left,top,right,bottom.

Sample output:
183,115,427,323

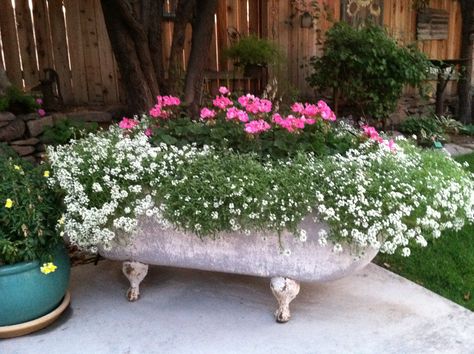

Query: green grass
374,152,474,311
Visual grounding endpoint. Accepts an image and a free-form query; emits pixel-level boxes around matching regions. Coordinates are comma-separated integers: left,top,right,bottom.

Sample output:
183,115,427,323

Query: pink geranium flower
219,86,230,95
244,119,271,134
213,95,233,110
144,128,153,137
38,109,46,117
36,98,43,105
149,105,162,118
226,107,249,122
119,117,139,129
302,104,318,117
291,102,304,114
158,95,181,107
200,107,216,120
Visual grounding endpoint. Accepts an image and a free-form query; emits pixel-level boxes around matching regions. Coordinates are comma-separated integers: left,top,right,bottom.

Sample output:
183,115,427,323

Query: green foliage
0,86,40,114
42,119,100,145
375,152,474,311
0,149,64,265
460,124,474,136
399,115,446,145
224,35,283,68
148,112,357,160
398,114,462,145
307,22,431,121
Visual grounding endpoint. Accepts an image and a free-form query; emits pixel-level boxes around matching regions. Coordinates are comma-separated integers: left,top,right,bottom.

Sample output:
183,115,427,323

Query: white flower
401,247,411,257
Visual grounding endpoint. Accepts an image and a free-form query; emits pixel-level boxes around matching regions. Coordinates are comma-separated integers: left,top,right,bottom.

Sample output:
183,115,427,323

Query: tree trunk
458,0,474,124
167,0,196,94
184,0,218,116
101,0,160,113
102,0,216,115
0,68,12,96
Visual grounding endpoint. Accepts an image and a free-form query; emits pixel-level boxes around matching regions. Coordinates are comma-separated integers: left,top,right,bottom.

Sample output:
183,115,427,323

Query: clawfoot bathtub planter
100,214,378,323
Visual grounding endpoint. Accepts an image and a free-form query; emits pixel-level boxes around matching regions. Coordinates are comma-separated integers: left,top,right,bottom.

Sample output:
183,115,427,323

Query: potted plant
0,144,70,338
224,35,282,77
47,89,474,322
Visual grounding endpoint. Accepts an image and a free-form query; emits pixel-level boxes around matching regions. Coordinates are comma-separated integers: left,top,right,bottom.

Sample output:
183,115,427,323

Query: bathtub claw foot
122,261,149,301
270,277,300,323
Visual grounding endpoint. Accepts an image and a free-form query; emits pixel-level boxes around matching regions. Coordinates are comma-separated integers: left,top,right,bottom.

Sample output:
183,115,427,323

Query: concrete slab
444,143,474,157
2,261,473,354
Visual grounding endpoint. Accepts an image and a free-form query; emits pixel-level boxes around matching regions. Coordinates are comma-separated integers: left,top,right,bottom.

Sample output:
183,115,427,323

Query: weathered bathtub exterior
99,213,378,322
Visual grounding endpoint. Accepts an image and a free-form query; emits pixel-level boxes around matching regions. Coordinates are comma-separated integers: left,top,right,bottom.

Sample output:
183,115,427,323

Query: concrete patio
2,260,473,354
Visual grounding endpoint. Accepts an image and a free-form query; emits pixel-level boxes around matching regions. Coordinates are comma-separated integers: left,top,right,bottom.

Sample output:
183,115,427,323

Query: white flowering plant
47,90,474,257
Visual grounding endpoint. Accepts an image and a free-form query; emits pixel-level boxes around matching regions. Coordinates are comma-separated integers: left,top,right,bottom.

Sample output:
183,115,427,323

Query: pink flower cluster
238,94,272,114
197,86,339,135
244,119,271,134
200,107,216,120
362,125,396,152
36,98,46,117
291,101,336,121
119,117,139,129
213,95,233,110
226,107,249,122
272,114,315,132
149,95,181,118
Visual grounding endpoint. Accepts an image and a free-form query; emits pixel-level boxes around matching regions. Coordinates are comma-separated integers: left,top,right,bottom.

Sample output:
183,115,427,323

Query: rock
35,143,46,152
10,138,40,146
51,113,67,124
67,111,112,123
26,116,54,137
0,121,10,128
0,119,26,142
17,113,39,121
10,145,35,156
0,112,15,122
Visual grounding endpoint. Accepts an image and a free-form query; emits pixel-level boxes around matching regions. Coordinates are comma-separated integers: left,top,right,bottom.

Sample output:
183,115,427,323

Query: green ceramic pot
0,245,70,326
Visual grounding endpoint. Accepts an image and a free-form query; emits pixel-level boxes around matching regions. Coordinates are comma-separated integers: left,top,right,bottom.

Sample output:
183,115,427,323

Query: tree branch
115,0,146,40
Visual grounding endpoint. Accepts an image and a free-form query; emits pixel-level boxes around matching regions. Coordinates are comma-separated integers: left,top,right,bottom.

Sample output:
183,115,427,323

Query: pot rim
0,259,40,276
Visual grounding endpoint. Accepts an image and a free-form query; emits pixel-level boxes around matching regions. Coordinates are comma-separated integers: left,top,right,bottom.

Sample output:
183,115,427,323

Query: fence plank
32,0,54,71
216,0,228,71
48,0,73,103
0,0,23,87
239,0,249,36
248,0,260,35
0,29,4,70
15,0,39,89
93,0,118,104
63,0,88,104
162,0,173,75
79,0,103,103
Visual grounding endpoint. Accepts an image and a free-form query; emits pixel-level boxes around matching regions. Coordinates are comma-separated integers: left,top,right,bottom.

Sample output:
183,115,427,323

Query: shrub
0,148,64,265
0,86,40,115
399,114,463,146
307,22,431,123
41,119,100,146
224,35,282,68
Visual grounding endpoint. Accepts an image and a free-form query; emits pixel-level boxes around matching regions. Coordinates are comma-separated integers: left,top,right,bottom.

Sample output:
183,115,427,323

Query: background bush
307,22,431,124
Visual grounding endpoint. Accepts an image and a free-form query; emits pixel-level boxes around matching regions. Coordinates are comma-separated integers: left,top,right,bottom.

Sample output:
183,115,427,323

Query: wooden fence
0,0,464,107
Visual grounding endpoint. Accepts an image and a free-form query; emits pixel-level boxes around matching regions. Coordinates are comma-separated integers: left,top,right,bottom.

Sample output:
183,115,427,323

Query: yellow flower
57,215,65,225
40,262,57,274
5,199,13,208
14,165,21,171
43,170,50,178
